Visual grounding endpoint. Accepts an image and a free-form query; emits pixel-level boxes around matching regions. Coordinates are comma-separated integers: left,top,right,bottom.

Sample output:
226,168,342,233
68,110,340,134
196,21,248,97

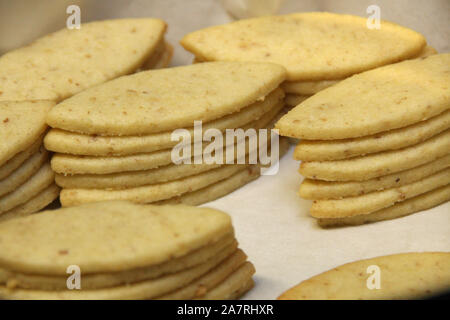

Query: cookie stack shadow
44,62,289,207
276,54,450,227
0,101,60,223
0,201,255,300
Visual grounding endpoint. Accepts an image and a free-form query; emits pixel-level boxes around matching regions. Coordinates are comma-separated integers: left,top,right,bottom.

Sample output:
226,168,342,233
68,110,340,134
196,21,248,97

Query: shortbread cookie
278,252,450,300
0,101,53,167
47,62,286,135
299,130,449,181
181,12,425,81
318,185,450,227
0,235,237,291
0,201,233,275
60,165,248,207
310,168,450,218
0,163,54,214
0,19,167,102
0,147,48,197
158,249,248,299
299,154,450,200
0,135,43,180
0,184,60,224
276,54,450,140
44,89,284,156
294,109,450,161
51,151,174,175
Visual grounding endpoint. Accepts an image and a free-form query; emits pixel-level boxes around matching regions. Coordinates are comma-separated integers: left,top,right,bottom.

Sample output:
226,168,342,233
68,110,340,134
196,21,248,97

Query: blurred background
0,0,449,65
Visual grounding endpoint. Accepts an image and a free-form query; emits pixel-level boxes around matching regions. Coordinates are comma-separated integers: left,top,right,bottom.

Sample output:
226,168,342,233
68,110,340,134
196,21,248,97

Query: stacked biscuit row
181,12,432,107
0,201,255,300
0,19,171,221
276,54,450,227
44,62,289,207
0,101,59,223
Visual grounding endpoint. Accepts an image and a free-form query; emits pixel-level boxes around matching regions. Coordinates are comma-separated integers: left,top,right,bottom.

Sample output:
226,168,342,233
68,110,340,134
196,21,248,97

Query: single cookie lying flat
278,252,450,299
181,12,425,81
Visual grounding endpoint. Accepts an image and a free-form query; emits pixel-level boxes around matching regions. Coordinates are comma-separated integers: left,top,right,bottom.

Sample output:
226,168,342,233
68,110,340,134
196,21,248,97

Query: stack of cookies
0,100,59,223
181,12,433,107
0,201,255,300
44,62,288,207
0,19,172,221
276,54,450,227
